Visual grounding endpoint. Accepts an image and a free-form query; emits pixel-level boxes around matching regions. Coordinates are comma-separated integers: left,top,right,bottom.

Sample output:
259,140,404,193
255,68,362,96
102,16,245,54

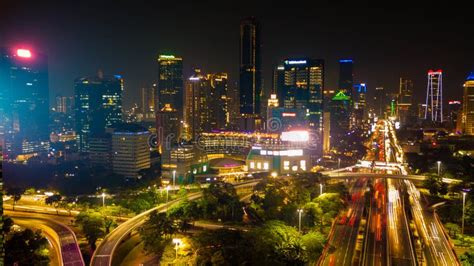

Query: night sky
1,1,473,108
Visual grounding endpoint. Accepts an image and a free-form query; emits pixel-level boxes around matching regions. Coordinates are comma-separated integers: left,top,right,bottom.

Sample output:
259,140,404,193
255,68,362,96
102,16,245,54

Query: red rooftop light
16,49,32,58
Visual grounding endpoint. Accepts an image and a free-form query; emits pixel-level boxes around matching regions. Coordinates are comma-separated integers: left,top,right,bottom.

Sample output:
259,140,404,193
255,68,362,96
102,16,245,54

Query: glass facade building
74,72,123,151
0,47,50,158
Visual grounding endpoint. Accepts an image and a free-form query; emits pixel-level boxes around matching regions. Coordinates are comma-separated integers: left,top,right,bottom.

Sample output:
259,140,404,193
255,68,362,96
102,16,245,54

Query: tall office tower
374,87,385,118
140,84,156,120
353,83,367,125
397,78,414,125
112,124,150,179
185,69,212,140
158,54,183,119
55,95,74,114
74,71,123,152
208,73,229,129
462,72,474,135
156,104,180,151
424,70,443,122
227,83,240,129
447,100,462,132
329,91,351,140
338,59,354,98
0,47,50,158
274,58,325,130
89,134,112,168
239,17,262,115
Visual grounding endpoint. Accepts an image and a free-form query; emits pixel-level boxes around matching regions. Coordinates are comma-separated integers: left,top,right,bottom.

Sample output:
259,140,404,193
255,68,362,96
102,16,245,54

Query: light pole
172,170,176,188
338,158,341,169
462,191,467,239
437,161,441,177
101,192,106,207
297,209,303,232
172,238,182,260
320,183,323,195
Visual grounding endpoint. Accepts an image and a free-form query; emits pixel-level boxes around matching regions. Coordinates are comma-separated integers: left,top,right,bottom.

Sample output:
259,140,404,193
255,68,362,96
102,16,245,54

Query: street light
338,158,341,169
437,161,441,177
172,170,176,189
320,183,323,195
172,238,182,260
297,209,303,232
101,192,106,207
462,191,467,239
271,172,278,178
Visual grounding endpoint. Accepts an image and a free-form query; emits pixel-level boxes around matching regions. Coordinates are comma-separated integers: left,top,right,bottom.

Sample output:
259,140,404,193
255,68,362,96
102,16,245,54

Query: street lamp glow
462,191,467,238
271,172,278,178
101,192,106,207
437,161,441,177
172,170,177,188
297,209,303,232
320,183,323,195
173,238,182,260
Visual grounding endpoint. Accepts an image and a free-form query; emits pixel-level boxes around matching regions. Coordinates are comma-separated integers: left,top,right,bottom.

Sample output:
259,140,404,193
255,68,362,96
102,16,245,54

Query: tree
423,174,440,196
6,187,24,210
5,229,50,265
45,194,62,215
199,182,243,222
444,223,460,238
251,220,306,265
76,211,105,250
460,251,474,266
301,231,326,263
139,210,176,255
3,216,14,234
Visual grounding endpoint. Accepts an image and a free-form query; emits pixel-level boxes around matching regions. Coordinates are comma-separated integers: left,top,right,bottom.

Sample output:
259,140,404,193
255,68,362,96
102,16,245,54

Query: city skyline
1,2,474,107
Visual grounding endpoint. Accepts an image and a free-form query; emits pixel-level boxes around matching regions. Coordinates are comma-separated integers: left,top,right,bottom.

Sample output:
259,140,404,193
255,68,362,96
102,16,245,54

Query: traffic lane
365,178,387,266
387,179,415,265
12,218,62,266
321,180,366,266
7,211,85,266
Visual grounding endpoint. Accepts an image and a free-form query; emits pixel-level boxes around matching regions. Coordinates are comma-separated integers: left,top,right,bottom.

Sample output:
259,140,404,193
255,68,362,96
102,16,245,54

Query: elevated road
7,211,85,266
91,180,259,266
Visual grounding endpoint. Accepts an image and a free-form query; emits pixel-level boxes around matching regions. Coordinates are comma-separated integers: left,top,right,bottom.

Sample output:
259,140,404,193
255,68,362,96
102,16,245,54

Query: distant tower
424,70,443,122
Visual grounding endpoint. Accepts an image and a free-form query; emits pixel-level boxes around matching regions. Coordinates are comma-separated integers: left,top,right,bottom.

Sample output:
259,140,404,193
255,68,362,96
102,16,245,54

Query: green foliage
3,216,14,234
6,187,24,209
301,231,326,262
5,229,50,265
199,182,243,222
139,210,175,255
460,251,474,266
76,210,106,250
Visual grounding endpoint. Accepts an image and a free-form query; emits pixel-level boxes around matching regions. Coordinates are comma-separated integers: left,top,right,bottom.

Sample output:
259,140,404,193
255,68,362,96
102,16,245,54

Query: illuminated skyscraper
140,84,156,120
338,59,354,98
74,71,123,151
462,72,474,135
329,91,351,139
397,78,413,125
424,70,443,122
209,73,229,130
185,69,211,140
112,124,150,179
274,58,324,130
353,83,367,126
0,47,50,158
374,86,386,118
158,54,183,118
240,17,262,115
55,95,74,114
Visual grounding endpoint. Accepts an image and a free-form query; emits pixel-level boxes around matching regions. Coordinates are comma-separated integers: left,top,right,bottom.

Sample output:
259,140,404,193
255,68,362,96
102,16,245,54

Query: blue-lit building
273,58,325,131
74,71,123,152
239,17,262,115
339,59,354,98
0,47,50,159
